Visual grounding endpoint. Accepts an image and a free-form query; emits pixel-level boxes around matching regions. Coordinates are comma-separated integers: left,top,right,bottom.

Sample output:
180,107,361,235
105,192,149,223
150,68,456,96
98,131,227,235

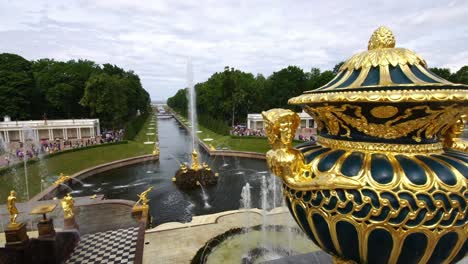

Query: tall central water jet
172,59,218,189
187,58,198,154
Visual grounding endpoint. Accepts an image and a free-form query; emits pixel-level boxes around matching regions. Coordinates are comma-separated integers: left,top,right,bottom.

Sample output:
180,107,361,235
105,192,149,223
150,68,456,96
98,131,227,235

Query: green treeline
168,64,468,135
168,63,341,134
0,53,151,128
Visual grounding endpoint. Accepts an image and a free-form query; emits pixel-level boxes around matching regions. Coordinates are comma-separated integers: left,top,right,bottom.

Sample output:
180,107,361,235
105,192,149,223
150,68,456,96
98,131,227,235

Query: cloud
1,0,467,101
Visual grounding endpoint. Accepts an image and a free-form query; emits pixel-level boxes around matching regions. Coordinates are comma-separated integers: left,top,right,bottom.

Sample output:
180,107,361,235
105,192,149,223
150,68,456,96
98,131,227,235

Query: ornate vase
263,27,467,264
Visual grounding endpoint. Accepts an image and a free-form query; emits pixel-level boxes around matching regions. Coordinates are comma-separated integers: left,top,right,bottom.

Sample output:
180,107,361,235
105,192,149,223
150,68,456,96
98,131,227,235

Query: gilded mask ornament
263,27,468,264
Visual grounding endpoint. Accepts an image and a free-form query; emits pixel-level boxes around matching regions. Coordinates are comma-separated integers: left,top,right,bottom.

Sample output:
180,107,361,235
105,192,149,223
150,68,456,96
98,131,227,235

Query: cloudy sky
1,0,467,101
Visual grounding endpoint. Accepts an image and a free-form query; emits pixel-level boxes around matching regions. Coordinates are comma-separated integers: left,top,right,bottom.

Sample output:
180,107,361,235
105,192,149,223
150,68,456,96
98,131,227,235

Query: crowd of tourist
230,125,316,142
298,134,317,142
1,129,125,167
230,126,266,137
102,129,124,142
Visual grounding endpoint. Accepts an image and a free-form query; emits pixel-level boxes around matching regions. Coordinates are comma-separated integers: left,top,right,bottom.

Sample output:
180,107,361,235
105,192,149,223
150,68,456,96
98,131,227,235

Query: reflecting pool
62,118,270,226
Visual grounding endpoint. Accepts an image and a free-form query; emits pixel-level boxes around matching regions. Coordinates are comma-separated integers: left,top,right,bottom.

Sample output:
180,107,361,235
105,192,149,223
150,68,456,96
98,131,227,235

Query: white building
246,111,316,130
0,116,100,143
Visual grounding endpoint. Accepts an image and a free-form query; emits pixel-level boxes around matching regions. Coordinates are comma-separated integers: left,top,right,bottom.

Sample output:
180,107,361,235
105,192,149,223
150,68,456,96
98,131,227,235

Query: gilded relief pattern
304,104,467,142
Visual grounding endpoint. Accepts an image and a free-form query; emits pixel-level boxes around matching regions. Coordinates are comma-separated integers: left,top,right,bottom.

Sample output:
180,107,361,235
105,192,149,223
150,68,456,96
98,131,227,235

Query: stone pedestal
64,217,79,230
131,205,148,219
4,223,29,248
37,219,55,238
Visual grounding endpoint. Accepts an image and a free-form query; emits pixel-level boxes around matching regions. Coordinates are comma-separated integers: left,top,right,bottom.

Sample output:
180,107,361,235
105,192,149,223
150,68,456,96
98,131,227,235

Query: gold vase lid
289,26,468,105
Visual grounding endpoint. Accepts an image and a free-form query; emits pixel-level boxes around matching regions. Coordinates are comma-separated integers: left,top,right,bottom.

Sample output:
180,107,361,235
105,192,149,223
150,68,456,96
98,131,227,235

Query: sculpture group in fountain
172,149,218,189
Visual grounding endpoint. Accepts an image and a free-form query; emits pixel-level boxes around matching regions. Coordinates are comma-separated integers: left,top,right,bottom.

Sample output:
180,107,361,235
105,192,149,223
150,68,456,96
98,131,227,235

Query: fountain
21,127,38,201
187,58,198,154
172,150,217,189
197,181,211,209
191,225,315,264
172,59,218,189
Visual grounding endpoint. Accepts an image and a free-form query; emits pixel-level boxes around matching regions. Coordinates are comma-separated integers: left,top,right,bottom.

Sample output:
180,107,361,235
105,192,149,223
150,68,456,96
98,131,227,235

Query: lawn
173,112,272,154
0,112,157,202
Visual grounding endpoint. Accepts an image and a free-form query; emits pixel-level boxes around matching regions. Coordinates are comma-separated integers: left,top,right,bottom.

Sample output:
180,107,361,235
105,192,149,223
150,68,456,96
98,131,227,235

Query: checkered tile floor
66,227,139,264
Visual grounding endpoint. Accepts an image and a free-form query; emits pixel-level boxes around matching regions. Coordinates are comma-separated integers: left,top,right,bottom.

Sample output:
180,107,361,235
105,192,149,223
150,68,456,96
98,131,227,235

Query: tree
265,66,307,110
429,67,454,82
333,61,345,75
0,53,37,119
80,73,128,128
454,66,468,84
46,83,75,117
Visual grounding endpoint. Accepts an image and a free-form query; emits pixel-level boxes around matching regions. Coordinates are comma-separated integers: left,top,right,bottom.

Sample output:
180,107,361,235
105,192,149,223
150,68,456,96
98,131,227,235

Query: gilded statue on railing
54,173,71,186
61,193,75,219
7,190,19,227
134,186,153,208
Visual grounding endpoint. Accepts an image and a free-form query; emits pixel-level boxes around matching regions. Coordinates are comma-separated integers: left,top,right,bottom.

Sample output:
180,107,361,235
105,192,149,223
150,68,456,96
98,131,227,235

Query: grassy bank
0,111,157,202
173,111,272,154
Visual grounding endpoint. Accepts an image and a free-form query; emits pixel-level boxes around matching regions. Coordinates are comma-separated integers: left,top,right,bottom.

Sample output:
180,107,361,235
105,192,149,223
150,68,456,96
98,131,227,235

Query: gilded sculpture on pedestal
7,190,19,226
191,150,200,171
61,193,75,219
54,173,71,186
134,186,153,208
180,163,188,173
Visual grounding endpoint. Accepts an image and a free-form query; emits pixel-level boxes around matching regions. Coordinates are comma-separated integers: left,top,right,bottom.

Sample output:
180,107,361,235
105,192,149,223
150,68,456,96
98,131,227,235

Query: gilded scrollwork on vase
288,89,468,105
285,186,467,264
303,104,467,142
316,136,444,154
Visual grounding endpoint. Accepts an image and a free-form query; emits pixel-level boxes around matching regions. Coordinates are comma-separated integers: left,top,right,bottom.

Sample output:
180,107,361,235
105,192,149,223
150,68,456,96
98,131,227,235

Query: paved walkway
66,227,139,264
143,208,320,264
0,196,138,235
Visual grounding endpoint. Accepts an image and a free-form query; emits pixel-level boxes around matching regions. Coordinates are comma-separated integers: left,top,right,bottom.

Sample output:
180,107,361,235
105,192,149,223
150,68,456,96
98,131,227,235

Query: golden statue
262,109,361,189
54,173,71,186
152,145,159,156
202,162,211,171
191,149,200,171
262,109,306,182
134,186,153,208
180,163,188,173
7,190,19,226
61,193,75,219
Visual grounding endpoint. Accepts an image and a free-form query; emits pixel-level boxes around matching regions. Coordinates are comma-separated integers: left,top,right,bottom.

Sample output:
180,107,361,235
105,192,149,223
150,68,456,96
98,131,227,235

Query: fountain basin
191,225,318,264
